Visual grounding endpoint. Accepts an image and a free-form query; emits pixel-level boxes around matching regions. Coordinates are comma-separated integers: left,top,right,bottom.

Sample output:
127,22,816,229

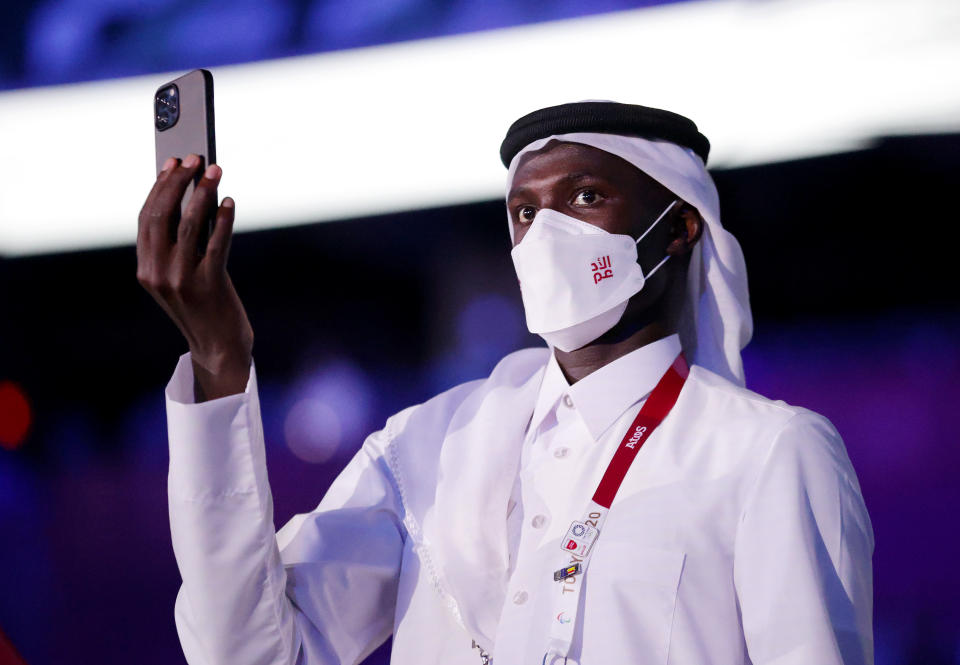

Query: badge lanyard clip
471,639,491,664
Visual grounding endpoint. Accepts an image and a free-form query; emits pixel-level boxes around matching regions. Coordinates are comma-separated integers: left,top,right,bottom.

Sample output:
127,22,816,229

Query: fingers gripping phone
154,69,216,250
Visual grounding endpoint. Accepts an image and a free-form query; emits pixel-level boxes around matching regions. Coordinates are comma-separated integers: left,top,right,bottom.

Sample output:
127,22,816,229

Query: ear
666,203,703,257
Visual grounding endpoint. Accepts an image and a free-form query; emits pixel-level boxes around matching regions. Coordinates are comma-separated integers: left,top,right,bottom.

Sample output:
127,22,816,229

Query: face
507,140,703,340
507,141,678,246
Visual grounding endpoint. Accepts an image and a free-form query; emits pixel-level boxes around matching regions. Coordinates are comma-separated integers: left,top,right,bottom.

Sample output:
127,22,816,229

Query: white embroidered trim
383,417,467,632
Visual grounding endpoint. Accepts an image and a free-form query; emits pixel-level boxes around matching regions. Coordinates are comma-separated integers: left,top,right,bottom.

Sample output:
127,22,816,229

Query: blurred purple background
1,1,959,664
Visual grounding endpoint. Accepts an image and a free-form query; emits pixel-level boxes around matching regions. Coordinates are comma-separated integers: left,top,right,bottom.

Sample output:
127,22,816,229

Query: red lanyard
592,352,689,508
546,352,691,663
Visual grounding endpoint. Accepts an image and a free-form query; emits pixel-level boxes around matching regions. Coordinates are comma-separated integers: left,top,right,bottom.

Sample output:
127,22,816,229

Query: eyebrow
507,172,608,201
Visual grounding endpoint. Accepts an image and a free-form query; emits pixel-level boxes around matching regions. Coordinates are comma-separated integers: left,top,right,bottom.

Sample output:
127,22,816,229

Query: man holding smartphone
138,101,874,665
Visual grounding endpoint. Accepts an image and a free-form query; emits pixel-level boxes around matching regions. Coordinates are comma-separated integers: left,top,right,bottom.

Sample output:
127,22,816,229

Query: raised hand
137,154,253,401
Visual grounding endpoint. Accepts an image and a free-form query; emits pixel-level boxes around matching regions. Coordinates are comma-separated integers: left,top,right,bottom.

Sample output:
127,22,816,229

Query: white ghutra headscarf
505,132,753,386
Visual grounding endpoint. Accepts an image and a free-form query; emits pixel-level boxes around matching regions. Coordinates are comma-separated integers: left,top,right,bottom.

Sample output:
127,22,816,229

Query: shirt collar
529,333,682,442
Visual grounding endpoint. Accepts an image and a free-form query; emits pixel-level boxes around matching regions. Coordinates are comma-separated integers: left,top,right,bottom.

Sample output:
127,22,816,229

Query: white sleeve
166,352,404,665
733,412,875,665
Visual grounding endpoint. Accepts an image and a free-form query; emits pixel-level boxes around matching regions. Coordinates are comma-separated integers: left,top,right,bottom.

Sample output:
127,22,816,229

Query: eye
572,189,600,206
517,205,537,224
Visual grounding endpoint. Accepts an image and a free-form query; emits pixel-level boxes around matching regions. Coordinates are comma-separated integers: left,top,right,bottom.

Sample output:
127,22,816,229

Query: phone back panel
154,69,216,217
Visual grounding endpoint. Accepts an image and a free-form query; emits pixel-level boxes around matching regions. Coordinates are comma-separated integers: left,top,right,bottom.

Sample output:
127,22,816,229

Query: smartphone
154,69,216,249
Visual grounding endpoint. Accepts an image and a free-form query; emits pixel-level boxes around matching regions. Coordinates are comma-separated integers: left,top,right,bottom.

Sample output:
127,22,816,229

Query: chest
517,408,743,562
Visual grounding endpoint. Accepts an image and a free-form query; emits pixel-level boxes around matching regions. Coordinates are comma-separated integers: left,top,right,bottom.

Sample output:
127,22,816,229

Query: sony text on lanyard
546,353,688,665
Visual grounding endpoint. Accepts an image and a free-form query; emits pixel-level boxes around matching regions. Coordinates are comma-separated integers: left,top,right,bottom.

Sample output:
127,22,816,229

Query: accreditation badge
560,521,598,557
553,562,582,582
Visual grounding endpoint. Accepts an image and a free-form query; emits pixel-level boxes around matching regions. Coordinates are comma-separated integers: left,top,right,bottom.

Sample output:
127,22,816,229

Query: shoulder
681,363,861,490
683,363,839,442
684,364,868,528
686,363,800,421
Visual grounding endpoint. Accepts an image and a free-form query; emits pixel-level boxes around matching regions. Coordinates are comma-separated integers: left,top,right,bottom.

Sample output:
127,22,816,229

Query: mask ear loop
635,199,679,278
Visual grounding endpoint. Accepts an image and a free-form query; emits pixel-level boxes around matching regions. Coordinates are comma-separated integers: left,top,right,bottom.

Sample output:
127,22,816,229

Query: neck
554,320,673,384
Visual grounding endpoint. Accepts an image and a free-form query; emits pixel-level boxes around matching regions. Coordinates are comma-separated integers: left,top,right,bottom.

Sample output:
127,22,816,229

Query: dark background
1,1,959,664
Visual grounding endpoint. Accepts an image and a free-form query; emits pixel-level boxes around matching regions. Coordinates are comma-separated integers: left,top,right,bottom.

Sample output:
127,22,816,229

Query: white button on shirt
165,334,874,665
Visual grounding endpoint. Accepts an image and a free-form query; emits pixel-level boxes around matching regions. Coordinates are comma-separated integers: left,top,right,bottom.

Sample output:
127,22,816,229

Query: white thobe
166,334,873,665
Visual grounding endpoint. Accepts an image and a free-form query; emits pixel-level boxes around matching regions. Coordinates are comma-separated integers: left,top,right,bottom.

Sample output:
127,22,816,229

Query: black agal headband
499,101,711,168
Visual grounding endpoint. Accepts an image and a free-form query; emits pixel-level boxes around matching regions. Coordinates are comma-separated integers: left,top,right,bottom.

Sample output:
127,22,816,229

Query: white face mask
510,200,678,352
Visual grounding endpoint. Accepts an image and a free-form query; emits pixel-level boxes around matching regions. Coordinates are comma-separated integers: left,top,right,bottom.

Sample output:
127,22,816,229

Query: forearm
171,492,298,665
167,353,298,664
165,353,406,665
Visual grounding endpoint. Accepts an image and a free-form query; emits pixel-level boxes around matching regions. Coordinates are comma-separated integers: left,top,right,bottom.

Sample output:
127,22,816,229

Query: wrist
190,345,250,374
189,343,252,402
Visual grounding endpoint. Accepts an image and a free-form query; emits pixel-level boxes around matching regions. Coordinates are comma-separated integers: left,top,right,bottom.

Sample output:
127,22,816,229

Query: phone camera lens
154,84,180,131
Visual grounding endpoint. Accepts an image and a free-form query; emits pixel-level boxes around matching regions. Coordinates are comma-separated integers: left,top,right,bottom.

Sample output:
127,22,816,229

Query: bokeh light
283,360,373,464
457,293,525,353
283,398,343,464
429,292,527,391
0,380,32,450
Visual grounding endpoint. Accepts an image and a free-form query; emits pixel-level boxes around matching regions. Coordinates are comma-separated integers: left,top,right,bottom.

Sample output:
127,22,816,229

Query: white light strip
1,0,958,256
